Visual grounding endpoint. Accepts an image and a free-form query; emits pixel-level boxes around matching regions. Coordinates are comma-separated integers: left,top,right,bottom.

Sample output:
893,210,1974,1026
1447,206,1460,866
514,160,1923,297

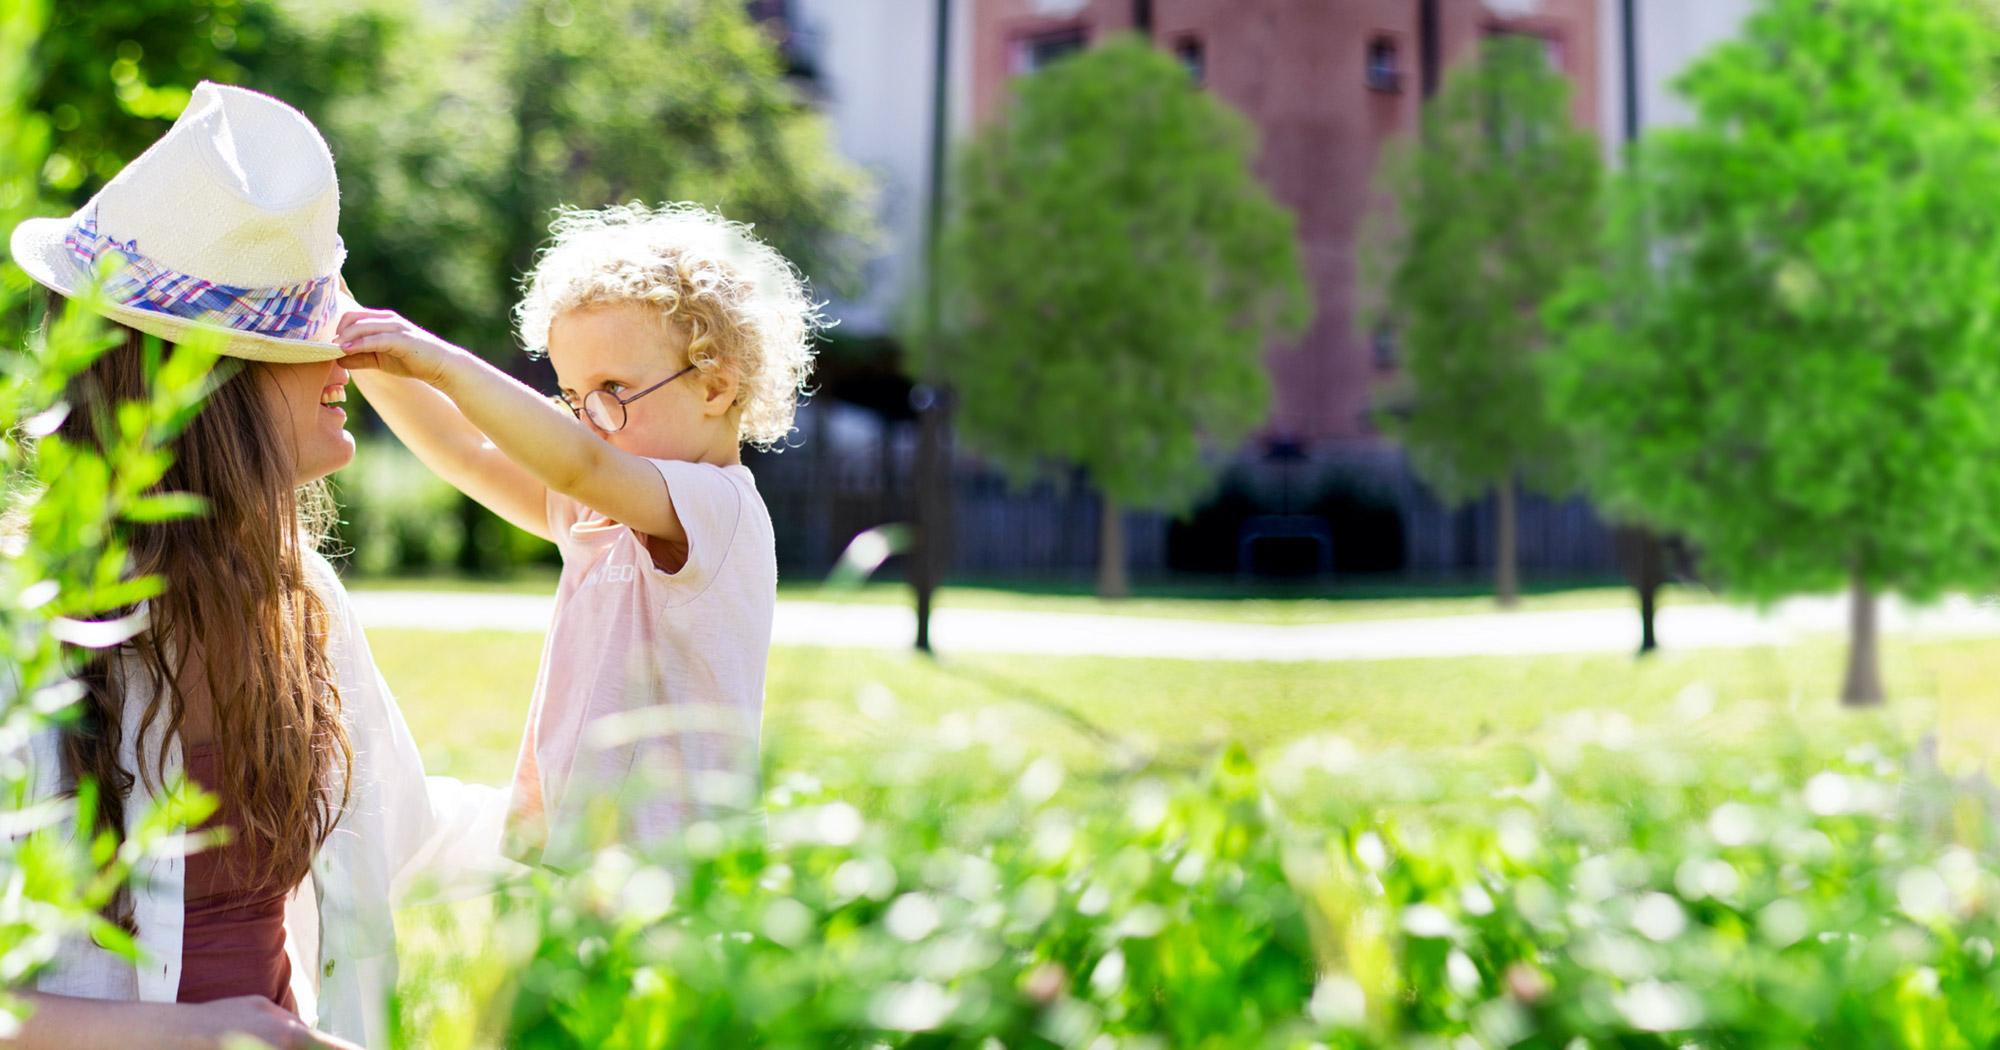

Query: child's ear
700,366,741,418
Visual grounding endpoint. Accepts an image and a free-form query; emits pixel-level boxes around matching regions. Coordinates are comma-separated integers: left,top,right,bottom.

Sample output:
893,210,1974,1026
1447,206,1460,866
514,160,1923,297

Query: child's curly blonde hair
515,201,824,450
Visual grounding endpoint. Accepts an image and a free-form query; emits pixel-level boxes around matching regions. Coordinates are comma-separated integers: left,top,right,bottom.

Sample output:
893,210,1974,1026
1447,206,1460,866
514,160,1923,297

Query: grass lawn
348,571,1711,625
371,628,2000,786
374,628,2000,1047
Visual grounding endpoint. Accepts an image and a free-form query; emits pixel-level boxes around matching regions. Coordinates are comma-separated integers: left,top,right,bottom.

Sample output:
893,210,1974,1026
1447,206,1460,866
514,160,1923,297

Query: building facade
1597,0,1755,150
762,0,1753,581
966,0,1602,450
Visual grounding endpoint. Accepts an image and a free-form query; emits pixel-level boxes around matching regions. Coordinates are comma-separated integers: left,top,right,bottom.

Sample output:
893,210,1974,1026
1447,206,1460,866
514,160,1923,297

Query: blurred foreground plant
0,291,225,1033
396,706,2000,1049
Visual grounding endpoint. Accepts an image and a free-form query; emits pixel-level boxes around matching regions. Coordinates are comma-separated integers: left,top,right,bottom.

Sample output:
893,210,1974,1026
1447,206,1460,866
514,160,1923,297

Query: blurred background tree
494,0,876,309
1547,0,2000,706
0,0,48,293
923,36,1310,599
46,0,880,575
230,1,510,355
1370,35,1600,609
27,0,242,204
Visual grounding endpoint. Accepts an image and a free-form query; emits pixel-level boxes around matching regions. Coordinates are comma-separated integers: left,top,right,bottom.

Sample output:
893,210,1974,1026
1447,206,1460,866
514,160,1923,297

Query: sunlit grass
371,627,2000,1047
372,629,2000,786
346,573,1691,625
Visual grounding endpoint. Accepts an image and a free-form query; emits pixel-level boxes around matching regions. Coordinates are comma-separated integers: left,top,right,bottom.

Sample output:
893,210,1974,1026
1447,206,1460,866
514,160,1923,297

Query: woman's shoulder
302,545,341,587
297,547,371,684
300,546,354,615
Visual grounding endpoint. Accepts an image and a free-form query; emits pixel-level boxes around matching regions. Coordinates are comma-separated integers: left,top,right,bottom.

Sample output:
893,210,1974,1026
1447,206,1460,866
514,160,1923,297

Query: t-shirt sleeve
642,459,744,595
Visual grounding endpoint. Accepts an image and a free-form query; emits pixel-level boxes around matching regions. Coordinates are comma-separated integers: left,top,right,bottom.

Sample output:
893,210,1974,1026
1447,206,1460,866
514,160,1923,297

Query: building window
1015,26,1088,73
1372,324,1399,369
1366,36,1401,93
1174,36,1204,83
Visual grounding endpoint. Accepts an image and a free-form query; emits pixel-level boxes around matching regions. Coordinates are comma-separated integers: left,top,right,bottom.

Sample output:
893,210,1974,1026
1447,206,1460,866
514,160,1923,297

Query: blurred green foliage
1547,0,2000,694
923,36,1310,522
17,0,878,574
332,436,559,576
0,0,48,245
397,718,2000,1048
27,0,243,201
493,0,877,311
1,0,220,1009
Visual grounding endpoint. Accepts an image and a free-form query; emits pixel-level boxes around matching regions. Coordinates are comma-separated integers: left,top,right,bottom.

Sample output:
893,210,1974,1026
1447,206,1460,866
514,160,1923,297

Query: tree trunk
1494,477,1519,608
455,493,490,576
1097,492,1129,599
1616,526,1664,656
1841,570,1884,707
1637,581,1658,655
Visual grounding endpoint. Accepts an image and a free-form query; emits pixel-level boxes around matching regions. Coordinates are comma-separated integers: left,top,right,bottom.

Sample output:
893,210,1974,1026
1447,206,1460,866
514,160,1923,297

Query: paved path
347,590,2000,663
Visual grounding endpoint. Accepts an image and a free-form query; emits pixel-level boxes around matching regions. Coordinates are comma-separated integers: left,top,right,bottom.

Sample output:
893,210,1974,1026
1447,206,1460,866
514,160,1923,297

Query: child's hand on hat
334,308,470,389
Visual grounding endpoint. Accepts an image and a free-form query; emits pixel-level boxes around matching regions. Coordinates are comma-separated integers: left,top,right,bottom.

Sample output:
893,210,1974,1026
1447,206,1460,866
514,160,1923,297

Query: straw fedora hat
9,81,353,363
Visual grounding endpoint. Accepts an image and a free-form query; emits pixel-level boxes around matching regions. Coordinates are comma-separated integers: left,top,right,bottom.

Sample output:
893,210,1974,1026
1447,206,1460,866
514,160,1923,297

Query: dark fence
747,400,1618,583
746,401,1167,579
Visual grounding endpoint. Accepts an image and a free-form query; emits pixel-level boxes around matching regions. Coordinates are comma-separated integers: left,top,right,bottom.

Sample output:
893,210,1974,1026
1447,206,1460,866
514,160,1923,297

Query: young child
337,202,819,865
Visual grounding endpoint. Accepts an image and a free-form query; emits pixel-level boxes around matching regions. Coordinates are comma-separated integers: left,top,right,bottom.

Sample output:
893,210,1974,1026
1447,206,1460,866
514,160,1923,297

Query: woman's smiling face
257,356,354,485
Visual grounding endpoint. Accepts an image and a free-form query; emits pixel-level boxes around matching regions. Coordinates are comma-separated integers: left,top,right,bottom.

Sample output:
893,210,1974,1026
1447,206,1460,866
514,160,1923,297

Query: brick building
760,0,1749,581
968,0,1602,450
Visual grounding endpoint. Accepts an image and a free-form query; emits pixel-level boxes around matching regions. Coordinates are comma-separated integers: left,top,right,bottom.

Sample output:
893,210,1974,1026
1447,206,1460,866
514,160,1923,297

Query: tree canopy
1546,0,2000,701
924,35,1310,520
1370,34,1601,605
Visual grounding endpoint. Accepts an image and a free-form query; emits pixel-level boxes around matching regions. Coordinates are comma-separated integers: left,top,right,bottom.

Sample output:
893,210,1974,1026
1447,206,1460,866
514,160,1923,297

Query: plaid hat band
64,207,336,341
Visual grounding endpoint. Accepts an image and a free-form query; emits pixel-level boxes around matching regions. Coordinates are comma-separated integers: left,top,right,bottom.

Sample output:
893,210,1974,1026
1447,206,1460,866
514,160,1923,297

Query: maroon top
176,741,296,1012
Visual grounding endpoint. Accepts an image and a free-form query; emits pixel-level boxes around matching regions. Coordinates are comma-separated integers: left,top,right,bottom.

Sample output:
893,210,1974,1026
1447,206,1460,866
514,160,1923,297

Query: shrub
0,291,219,1023
402,712,1997,1048
330,435,557,577
330,436,468,575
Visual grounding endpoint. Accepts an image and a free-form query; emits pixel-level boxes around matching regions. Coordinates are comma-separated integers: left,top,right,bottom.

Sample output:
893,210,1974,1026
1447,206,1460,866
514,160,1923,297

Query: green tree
224,0,876,574
0,0,48,269
231,0,511,355
28,0,247,205
923,36,1311,598
1370,35,1600,608
1546,0,2000,705
494,0,876,338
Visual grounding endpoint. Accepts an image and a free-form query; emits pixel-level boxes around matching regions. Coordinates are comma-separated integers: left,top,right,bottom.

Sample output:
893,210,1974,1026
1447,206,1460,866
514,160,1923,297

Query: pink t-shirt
507,458,775,867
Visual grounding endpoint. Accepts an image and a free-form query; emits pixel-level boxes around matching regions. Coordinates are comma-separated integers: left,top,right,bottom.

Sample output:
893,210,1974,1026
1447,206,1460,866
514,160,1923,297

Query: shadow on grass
928,659,1218,780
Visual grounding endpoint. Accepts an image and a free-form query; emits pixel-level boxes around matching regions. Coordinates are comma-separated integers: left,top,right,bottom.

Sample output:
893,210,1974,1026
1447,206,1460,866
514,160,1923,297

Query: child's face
548,302,734,462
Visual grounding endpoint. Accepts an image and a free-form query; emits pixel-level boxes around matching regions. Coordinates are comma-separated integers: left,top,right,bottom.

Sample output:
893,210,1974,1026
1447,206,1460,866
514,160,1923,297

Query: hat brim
10,215,346,364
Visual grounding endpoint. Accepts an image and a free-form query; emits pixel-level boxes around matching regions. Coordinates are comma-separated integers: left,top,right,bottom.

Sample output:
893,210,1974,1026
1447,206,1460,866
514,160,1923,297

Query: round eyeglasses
558,364,697,433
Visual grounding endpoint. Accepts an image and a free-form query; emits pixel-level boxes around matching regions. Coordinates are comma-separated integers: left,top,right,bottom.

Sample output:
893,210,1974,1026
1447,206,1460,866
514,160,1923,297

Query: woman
5,83,508,1048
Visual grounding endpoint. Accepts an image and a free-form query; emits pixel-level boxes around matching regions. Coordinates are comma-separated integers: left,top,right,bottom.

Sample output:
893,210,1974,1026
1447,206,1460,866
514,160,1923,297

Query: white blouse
21,550,514,1046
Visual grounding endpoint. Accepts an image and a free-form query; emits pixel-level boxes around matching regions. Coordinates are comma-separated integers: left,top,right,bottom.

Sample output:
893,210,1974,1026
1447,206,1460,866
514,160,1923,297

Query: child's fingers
335,352,382,371
335,332,411,357
334,313,399,336
334,322,412,350
334,309,401,339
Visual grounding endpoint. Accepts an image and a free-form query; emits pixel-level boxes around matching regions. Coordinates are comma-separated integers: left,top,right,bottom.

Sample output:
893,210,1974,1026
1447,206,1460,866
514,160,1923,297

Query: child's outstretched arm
350,366,553,541
335,309,689,548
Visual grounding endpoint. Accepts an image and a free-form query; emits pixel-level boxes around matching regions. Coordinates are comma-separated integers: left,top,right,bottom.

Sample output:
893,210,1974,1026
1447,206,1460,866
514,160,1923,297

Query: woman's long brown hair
59,323,354,918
